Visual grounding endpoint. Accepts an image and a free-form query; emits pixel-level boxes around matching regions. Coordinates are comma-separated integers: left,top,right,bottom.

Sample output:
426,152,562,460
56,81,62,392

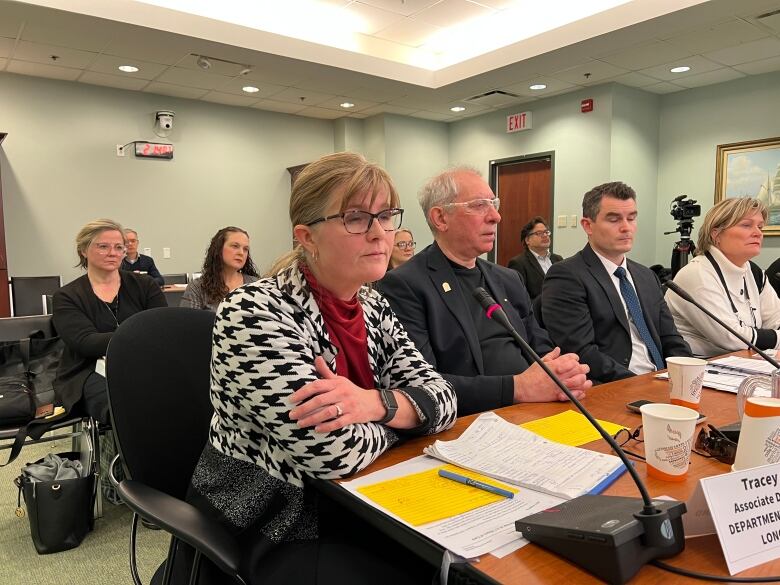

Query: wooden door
490,155,553,266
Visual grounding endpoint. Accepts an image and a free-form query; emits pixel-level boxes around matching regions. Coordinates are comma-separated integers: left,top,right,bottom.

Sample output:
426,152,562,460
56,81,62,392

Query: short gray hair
418,165,482,232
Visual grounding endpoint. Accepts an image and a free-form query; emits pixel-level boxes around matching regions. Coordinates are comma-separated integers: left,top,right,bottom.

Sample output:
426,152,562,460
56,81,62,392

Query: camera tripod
665,219,696,277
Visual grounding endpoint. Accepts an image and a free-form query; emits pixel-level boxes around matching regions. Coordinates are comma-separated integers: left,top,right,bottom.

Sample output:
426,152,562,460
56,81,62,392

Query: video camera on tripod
665,195,701,277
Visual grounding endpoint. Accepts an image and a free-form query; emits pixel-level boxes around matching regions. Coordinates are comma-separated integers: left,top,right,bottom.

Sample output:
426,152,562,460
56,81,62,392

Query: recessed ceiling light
450,106,466,112
117,65,139,73
529,84,547,90
670,66,691,73
242,86,260,93
340,102,355,108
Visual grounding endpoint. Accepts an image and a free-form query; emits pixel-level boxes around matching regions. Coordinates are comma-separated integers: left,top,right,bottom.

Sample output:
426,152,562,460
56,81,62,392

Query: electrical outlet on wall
570,214,578,227
143,247,151,256
163,247,171,259
557,215,567,228
116,144,125,157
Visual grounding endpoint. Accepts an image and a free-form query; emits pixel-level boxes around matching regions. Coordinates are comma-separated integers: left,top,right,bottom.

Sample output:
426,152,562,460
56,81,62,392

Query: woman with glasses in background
388,228,415,270
180,226,259,311
508,216,563,300
53,218,166,424
184,152,456,584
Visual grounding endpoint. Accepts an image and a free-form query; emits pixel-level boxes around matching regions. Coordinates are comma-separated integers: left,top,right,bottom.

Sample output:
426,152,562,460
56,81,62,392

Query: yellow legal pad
356,464,518,526
520,410,626,447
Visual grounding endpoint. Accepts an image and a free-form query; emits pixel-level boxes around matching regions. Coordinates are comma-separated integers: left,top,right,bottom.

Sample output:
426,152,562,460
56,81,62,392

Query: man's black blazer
507,248,563,300
377,242,553,416
540,244,691,384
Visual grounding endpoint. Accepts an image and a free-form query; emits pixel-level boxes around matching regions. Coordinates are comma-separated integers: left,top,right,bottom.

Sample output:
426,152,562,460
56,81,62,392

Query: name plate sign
688,463,780,574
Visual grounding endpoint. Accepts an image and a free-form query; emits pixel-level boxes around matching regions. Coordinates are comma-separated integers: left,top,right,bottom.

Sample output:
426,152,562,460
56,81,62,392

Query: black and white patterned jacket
189,263,457,542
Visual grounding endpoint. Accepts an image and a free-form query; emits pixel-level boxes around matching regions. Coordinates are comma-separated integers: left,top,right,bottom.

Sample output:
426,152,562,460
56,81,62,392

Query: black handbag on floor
14,450,97,554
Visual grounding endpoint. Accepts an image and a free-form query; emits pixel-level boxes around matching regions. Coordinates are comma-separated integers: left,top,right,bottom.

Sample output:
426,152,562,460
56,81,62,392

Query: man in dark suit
541,182,691,384
378,167,591,416
507,216,563,300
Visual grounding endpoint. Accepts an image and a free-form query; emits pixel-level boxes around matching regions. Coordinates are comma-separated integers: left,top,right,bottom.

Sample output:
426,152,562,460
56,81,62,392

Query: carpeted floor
0,439,169,584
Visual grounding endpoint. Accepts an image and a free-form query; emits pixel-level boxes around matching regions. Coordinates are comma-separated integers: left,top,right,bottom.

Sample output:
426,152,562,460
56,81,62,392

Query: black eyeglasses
693,424,737,465
613,426,645,461
306,208,404,234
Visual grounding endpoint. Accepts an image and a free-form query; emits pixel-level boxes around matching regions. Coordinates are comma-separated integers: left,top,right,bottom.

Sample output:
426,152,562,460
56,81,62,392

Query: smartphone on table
626,399,707,424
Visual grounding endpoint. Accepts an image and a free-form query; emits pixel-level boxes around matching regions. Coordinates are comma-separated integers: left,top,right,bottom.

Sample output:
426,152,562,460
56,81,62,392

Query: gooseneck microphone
473,287,686,584
664,280,780,369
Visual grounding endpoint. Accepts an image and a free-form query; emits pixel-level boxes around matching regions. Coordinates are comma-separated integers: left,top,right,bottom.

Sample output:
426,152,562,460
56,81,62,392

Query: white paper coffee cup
733,397,780,472
666,356,706,411
640,403,699,482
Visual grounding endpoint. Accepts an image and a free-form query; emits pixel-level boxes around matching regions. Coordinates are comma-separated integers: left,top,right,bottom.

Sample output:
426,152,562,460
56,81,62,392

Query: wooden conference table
319,350,779,584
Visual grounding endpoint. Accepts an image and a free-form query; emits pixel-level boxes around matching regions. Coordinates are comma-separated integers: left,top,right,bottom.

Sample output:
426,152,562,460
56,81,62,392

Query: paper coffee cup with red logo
640,403,699,482
733,397,780,472
666,356,706,410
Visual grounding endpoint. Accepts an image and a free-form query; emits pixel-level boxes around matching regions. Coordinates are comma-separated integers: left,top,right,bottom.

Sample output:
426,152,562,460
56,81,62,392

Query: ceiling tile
250,99,308,114
317,96,380,112
347,83,408,102
19,10,121,52
374,17,441,47
156,67,233,90
6,59,80,81
733,54,780,75
103,29,194,65
13,40,97,69
673,67,746,88
468,0,516,8
502,76,576,97
610,71,659,88
414,0,494,28
270,87,336,106
598,40,690,70
704,37,780,66
639,55,723,82
201,91,261,107
0,2,24,38
551,60,629,85
664,18,768,54
358,103,421,116
217,77,287,99
756,11,780,33
642,81,686,94
143,82,209,99
88,54,168,80
357,0,441,17
79,71,149,91
176,53,249,76
409,110,456,121
290,70,363,94
343,2,405,35
0,37,12,58
0,58,7,70
296,106,346,119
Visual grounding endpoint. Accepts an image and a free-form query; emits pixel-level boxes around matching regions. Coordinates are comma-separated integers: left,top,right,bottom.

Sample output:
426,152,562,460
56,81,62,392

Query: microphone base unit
717,420,741,443
515,495,686,585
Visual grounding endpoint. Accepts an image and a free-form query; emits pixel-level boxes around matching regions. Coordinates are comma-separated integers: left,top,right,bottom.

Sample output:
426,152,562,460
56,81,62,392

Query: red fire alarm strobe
581,99,594,113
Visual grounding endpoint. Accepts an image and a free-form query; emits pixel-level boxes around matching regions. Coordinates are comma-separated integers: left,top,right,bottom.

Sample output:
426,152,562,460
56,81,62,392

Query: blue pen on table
438,469,514,499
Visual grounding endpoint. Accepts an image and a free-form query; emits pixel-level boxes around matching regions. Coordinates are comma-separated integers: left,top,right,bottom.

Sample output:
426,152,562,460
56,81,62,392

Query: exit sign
134,142,174,159
506,111,532,133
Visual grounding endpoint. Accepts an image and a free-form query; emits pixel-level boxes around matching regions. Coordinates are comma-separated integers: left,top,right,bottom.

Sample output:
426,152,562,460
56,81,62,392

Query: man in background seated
120,228,164,287
508,216,563,300
541,181,691,384
378,167,591,416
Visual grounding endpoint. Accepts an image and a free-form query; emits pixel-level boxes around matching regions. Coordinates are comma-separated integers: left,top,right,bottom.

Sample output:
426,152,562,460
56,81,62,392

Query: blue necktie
614,267,665,370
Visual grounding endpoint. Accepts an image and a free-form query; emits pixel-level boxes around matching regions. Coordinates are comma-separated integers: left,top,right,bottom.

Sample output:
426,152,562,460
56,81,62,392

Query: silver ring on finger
334,403,343,418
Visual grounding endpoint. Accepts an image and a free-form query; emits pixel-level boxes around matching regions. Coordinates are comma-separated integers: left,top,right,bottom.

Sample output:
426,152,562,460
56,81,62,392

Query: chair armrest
118,479,243,579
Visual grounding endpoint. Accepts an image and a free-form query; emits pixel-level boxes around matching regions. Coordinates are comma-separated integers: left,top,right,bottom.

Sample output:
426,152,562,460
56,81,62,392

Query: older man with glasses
378,166,591,416
508,216,563,300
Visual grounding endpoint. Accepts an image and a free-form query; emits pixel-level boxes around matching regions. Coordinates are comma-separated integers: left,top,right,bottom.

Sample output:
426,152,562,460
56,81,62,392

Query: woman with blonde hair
53,219,166,423
666,197,780,357
388,228,415,269
185,152,456,584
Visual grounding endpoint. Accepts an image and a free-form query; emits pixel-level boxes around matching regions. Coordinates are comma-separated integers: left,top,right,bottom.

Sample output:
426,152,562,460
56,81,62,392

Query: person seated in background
507,216,563,300
665,197,780,357
53,219,166,424
185,152,456,585
388,228,415,270
767,256,780,298
180,226,259,310
120,228,164,286
541,182,691,384
378,166,590,417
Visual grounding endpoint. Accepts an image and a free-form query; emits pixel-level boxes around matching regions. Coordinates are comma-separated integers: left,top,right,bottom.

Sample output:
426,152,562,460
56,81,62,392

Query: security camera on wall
154,110,175,137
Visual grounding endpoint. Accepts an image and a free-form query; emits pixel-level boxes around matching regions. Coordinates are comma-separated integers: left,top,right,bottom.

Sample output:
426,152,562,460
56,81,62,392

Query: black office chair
9,276,61,317
105,307,246,585
163,289,185,307
162,273,188,285
532,295,545,329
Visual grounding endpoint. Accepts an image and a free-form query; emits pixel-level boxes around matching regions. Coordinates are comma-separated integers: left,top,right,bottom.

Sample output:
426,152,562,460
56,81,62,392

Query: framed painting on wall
715,136,780,235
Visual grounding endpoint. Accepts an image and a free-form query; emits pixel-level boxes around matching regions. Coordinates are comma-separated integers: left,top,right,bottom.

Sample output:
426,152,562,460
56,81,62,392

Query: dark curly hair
520,216,548,248
199,226,258,306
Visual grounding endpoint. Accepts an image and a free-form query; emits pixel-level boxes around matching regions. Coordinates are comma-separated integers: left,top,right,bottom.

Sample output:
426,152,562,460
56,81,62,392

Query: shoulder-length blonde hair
267,152,399,276
696,198,767,255
75,218,124,269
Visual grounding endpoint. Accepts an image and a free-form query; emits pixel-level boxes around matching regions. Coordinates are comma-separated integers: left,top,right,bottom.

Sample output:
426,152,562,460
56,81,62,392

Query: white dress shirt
533,250,553,274
592,250,656,374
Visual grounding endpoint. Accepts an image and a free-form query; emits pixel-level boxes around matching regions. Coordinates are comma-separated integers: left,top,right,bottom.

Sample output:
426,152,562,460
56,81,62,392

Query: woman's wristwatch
377,389,398,424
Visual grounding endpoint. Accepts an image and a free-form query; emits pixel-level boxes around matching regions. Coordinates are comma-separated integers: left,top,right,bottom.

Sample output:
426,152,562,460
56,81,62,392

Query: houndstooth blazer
189,262,457,541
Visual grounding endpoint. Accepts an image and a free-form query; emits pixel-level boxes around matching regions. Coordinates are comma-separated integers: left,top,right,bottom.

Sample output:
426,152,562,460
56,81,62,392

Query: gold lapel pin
442,282,451,293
